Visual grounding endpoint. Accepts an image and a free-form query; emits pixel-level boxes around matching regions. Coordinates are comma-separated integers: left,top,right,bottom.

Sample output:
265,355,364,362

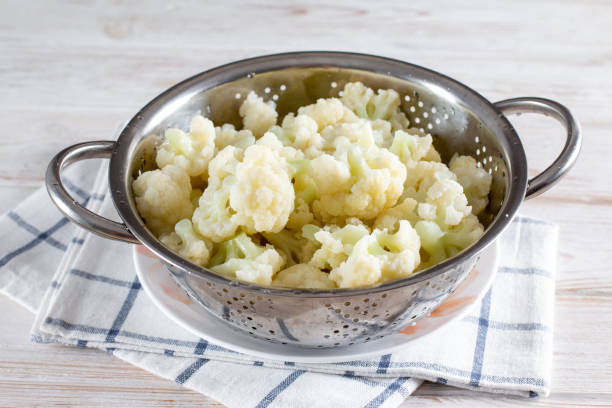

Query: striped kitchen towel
0,159,558,408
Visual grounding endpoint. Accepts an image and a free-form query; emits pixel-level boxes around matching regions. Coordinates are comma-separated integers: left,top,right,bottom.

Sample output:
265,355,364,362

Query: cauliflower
417,179,471,226
390,130,434,164
156,115,216,178
373,197,419,232
271,114,324,158
341,82,403,121
160,219,212,266
239,91,277,137
229,144,295,233
450,155,492,215
214,124,255,150
133,165,194,235
415,214,484,268
208,232,285,286
135,81,493,289
297,98,346,130
311,142,406,221
306,223,370,271
272,264,336,289
192,177,238,243
262,229,316,267
316,220,421,288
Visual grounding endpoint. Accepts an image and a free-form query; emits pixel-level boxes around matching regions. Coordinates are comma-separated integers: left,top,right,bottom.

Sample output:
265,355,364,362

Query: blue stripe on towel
461,316,551,332
498,266,553,279
0,216,70,267
105,276,142,343
254,370,306,408
469,288,493,387
70,269,137,288
7,212,68,251
376,354,392,374
194,338,208,355
175,358,209,384
363,377,411,408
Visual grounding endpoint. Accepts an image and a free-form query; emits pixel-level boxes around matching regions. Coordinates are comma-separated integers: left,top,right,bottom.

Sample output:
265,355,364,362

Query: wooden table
1,1,610,406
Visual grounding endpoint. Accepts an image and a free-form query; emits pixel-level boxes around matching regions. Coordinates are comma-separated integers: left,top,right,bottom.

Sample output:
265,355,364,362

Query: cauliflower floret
309,153,351,195
415,214,484,269
208,232,285,286
297,98,346,130
390,130,434,164
214,124,255,150
239,91,277,137
417,179,471,226
328,220,420,288
160,219,212,266
450,155,492,215
311,144,406,221
373,197,418,232
133,165,194,236
307,223,370,271
206,145,242,188
320,119,377,150
192,177,239,243
262,229,315,266
156,115,216,178
274,114,324,158
273,264,336,289
230,144,295,233
286,197,315,231
330,250,382,288
341,82,402,121
402,161,457,202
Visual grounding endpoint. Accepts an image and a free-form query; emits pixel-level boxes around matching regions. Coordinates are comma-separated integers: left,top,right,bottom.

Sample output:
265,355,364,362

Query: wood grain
1,0,611,406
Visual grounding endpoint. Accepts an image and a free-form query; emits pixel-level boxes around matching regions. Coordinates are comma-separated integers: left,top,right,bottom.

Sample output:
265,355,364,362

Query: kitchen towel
0,159,558,408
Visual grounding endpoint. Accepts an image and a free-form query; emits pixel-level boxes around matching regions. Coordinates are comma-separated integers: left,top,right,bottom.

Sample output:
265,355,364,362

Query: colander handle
494,97,582,200
46,141,140,244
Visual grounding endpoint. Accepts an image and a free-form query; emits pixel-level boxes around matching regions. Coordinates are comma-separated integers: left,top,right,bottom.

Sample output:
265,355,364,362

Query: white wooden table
1,1,610,406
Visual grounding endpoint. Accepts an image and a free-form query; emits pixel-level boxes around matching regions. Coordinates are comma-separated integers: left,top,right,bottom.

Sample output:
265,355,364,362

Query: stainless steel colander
46,52,581,348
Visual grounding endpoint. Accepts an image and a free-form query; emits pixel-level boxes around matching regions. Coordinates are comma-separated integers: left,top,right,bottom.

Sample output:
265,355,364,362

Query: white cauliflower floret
160,219,212,266
390,130,434,164
273,114,324,158
341,82,402,121
214,124,255,150
286,197,315,231
331,250,382,288
206,145,242,189
208,232,285,286
133,165,194,236
402,161,457,202
450,155,492,215
156,115,216,178
311,144,406,221
273,264,336,289
417,179,471,226
309,153,351,195
192,177,239,243
239,91,277,137
297,98,346,130
415,214,484,269
326,220,421,288
230,144,295,233
306,223,370,271
320,119,377,150
373,197,419,232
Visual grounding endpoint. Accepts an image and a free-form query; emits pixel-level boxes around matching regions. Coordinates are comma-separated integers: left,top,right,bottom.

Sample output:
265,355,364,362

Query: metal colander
46,52,581,348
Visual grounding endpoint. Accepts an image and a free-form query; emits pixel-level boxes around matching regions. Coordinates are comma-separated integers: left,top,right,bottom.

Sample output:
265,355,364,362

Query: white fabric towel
0,159,558,408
